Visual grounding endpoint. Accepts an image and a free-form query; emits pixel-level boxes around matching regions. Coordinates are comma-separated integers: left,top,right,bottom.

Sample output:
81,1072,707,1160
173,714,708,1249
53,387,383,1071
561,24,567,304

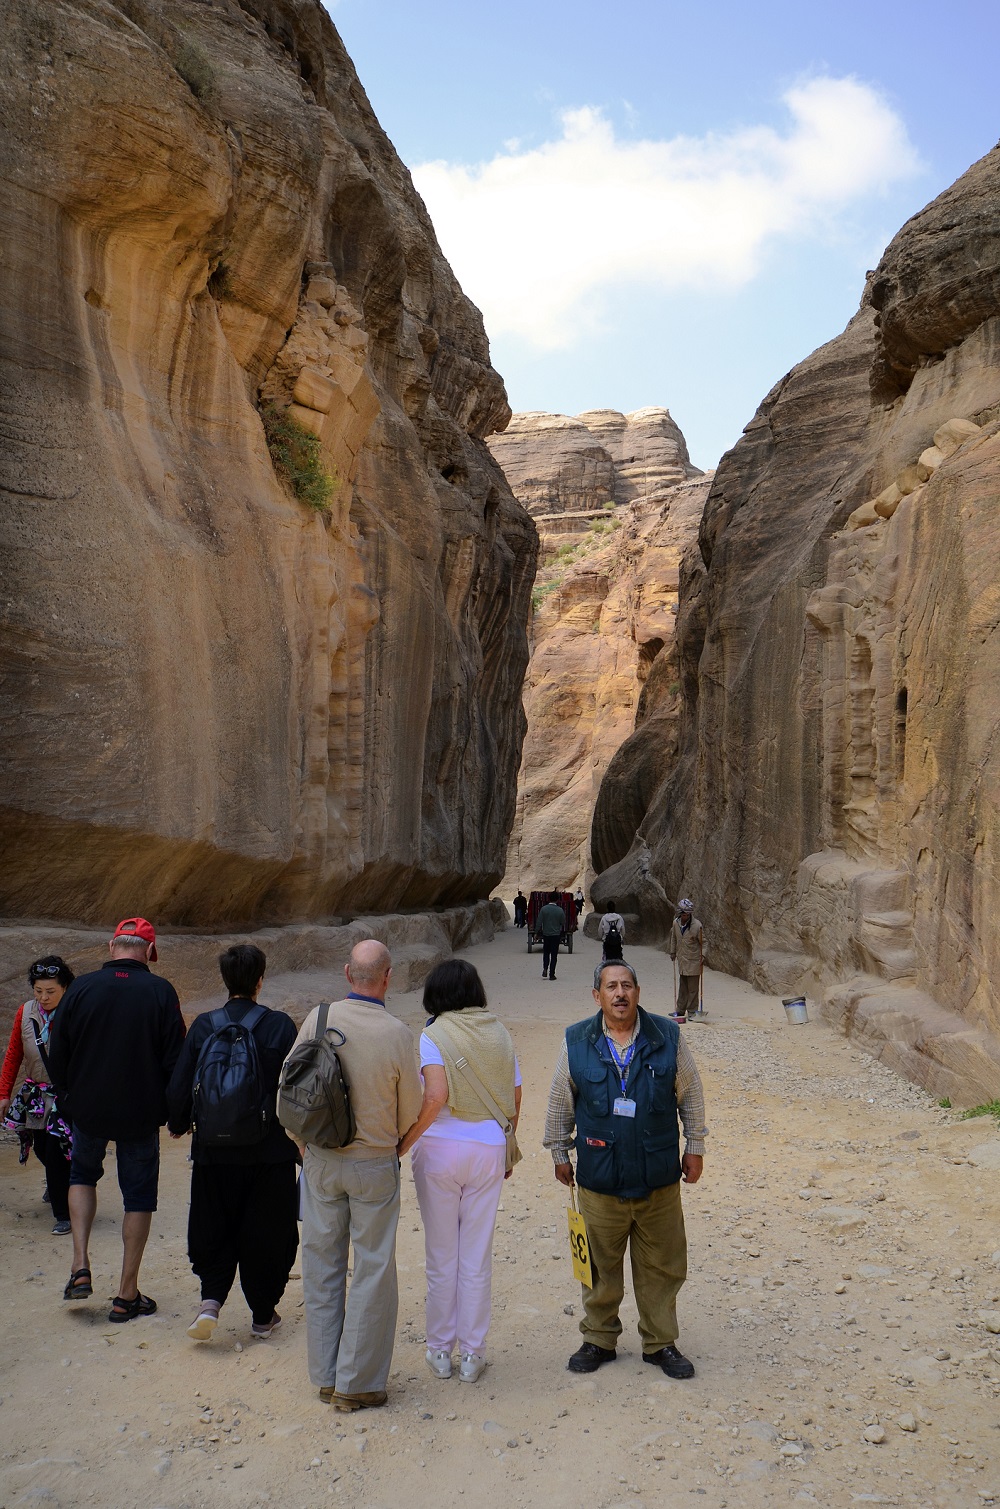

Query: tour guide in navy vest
543,958,707,1377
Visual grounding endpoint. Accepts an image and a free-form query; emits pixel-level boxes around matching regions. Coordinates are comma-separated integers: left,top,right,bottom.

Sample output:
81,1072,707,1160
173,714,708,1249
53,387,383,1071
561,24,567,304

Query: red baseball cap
112,916,158,962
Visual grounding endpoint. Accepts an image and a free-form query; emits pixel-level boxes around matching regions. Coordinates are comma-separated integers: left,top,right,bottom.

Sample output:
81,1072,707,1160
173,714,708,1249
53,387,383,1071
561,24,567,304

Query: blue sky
328,1,999,469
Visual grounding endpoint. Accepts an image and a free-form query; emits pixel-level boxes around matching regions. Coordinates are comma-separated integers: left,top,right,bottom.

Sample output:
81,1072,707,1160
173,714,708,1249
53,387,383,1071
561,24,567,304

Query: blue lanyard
606,1037,636,1097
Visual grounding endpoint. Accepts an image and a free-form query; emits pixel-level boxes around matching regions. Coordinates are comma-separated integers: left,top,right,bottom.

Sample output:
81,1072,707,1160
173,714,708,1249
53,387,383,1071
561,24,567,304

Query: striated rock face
591,146,1000,1100
0,0,536,927
489,405,706,899
489,407,701,557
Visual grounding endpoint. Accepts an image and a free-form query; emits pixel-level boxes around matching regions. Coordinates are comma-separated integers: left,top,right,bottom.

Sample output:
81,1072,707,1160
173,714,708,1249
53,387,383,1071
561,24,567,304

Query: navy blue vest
566,1008,681,1199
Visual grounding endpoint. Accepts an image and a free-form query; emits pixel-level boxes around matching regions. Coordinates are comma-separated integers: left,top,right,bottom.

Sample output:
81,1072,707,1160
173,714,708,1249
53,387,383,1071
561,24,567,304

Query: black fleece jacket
48,961,185,1140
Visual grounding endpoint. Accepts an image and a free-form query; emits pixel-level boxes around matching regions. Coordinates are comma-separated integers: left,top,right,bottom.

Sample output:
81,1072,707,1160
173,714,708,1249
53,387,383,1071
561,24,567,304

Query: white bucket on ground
782,996,809,1025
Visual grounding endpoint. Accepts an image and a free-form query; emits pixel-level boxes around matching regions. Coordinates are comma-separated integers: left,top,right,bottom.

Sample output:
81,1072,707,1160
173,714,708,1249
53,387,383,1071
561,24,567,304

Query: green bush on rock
262,405,339,516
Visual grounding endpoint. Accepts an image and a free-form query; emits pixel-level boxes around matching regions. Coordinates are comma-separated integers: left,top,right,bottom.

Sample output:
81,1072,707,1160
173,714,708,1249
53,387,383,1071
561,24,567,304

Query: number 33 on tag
567,1188,593,1287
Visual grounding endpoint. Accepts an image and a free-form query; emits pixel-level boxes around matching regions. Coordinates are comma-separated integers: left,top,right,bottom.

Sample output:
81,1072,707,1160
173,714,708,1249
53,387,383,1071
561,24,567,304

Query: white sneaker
187,1309,218,1341
251,1312,282,1339
458,1352,487,1383
425,1348,453,1379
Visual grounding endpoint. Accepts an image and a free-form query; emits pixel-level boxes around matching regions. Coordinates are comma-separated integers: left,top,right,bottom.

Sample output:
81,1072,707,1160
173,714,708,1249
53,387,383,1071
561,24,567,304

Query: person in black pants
0,956,77,1235
538,893,567,981
167,943,299,1342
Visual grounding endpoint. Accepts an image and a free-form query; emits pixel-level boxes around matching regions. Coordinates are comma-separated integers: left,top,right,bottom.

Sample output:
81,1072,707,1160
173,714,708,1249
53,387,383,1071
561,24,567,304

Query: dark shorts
69,1126,160,1212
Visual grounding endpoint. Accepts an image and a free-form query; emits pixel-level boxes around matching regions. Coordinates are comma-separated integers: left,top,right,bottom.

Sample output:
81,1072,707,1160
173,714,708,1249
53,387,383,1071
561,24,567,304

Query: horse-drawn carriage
525,891,577,954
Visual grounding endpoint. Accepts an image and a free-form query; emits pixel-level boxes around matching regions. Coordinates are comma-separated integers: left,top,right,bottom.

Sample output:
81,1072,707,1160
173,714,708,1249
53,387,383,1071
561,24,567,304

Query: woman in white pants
398,959,520,1383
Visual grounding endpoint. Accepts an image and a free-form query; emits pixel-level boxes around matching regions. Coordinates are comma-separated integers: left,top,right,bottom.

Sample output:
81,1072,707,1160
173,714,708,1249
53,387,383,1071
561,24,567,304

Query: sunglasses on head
30,963,62,980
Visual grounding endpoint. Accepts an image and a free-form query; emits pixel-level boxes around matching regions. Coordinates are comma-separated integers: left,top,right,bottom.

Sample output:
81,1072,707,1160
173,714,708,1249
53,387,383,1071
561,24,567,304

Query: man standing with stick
668,900,705,1024
543,959,707,1377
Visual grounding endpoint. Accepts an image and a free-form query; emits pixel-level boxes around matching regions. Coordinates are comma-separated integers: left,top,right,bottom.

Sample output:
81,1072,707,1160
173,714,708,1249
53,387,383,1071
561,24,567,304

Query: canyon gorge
487,407,708,898
2,1,999,1103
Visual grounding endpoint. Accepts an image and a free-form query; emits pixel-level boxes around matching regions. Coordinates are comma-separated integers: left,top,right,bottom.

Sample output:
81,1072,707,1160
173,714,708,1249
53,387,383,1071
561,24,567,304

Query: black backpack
603,921,623,960
276,1003,355,1149
191,1004,270,1148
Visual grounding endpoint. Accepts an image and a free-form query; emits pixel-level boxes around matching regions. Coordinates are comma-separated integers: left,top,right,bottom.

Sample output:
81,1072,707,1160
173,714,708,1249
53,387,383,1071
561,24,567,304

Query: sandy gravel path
2,928,999,1509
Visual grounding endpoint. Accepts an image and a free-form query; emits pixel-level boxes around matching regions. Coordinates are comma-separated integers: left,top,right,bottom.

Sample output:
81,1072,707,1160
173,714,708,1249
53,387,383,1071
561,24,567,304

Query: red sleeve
0,1005,26,1101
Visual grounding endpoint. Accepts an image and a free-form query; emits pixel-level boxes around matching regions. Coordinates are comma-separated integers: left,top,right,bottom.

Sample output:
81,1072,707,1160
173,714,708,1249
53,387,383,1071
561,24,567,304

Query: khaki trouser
577,1181,687,1353
676,975,700,1016
300,1148,401,1394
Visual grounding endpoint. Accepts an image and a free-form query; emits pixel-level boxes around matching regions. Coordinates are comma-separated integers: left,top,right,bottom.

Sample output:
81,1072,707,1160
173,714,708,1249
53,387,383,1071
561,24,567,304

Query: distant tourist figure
48,918,185,1322
668,900,704,1023
598,901,625,961
513,890,527,928
291,940,422,1412
538,892,567,981
167,944,299,1343
543,959,707,1378
0,956,76,1234
398,959,521,1384
573,888,585,919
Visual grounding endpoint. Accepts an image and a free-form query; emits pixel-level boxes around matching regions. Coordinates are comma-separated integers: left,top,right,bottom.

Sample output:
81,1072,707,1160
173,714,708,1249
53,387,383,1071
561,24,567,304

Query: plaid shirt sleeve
675,1035,708,1156
542,1039,576,1162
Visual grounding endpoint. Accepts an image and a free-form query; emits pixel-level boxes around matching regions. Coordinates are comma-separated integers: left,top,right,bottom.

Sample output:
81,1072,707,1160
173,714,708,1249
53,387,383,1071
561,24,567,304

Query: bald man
288,941,422,1412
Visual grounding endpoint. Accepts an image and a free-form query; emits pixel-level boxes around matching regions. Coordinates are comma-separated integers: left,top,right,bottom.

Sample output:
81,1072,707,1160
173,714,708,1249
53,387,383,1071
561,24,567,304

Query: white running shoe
425,1348,453,1379
458,1352,487,1383
251,1312,282,1338
187,1309,218,1341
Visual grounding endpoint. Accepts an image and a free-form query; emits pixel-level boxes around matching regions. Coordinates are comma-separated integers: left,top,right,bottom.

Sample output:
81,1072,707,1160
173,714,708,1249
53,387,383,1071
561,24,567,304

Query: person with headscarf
667,900,704,1023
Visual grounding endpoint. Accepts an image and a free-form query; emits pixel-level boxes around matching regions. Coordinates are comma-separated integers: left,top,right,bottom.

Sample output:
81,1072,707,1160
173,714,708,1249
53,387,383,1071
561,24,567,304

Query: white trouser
411,1136,506,1356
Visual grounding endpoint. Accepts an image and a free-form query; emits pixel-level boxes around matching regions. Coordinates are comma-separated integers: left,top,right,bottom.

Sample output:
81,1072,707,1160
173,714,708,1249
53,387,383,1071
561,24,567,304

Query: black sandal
64,1268,93,1300
108,1292,157,1323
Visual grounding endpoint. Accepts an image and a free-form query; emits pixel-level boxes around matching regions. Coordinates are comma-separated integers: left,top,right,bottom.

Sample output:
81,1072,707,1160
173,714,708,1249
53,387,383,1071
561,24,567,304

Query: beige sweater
289,995,422,1158
425,1009,516,1123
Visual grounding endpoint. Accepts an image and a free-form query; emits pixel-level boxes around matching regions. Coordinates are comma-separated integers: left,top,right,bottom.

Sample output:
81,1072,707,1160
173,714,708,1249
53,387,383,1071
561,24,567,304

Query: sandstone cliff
487,409,706,899
592,147,1000,1101
0,0,536,927
490,407,700,558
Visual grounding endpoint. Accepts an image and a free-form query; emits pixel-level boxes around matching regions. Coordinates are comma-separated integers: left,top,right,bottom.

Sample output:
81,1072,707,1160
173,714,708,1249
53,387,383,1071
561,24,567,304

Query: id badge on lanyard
608,1036,636,1117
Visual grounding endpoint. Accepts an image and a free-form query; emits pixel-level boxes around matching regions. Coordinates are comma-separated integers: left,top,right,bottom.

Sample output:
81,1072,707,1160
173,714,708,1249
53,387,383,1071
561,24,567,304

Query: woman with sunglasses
0,956,76,1234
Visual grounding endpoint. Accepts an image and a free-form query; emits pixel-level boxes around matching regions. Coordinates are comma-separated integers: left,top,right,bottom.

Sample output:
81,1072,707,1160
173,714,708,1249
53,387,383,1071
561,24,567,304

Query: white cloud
412,78,921,349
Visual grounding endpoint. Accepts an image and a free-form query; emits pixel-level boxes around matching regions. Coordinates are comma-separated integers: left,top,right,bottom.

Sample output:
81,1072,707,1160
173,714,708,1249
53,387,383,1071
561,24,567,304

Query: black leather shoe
643,1344,695,1378
567,1342,617,1373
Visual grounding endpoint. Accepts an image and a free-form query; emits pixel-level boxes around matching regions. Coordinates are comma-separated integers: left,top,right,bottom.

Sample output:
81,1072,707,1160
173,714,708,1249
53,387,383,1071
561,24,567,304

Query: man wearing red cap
48,917,185,1322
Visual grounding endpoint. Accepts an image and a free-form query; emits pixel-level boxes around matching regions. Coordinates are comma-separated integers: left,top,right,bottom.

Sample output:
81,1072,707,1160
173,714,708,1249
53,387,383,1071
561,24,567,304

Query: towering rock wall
0,0,536,927
592,147,1000,1101
487,409,706,898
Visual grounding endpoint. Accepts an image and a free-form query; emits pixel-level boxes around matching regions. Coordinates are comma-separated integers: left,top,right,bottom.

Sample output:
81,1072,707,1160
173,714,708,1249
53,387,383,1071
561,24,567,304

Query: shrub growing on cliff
262,405,339,516
174,39,216,102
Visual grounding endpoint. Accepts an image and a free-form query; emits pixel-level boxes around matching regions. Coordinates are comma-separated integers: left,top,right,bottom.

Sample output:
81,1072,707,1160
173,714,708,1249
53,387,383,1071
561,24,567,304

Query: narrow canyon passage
2,929,998,1509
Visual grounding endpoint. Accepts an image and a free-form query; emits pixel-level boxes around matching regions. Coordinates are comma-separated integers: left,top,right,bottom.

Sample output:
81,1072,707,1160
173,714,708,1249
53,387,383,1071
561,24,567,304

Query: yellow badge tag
567,1202,593,1288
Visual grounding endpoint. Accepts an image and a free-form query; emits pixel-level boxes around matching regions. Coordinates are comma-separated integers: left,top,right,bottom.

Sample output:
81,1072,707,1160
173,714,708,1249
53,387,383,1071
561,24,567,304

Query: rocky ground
2,928,999,1509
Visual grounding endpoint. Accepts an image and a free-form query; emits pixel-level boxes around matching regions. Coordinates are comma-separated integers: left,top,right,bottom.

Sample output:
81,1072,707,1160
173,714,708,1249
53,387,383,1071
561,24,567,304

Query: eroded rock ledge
0,0,536,927
591,145,1000,1102
0,899,508,1037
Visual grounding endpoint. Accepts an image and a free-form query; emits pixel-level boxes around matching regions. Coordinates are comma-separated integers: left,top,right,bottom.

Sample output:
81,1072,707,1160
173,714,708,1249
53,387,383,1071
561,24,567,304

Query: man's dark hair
594,958,638,989
28,955,75,988
550,890,561,901
219,943,267,999
423,958,487,1018
604,900,616,912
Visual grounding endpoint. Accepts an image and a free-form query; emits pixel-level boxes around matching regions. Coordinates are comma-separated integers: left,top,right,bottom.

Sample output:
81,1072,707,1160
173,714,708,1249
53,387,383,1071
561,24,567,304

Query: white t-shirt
419,1032,521,1146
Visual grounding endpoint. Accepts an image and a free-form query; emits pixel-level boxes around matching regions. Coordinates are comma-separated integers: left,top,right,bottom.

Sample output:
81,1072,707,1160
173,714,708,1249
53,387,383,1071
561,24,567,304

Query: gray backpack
276,1004,355,1149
